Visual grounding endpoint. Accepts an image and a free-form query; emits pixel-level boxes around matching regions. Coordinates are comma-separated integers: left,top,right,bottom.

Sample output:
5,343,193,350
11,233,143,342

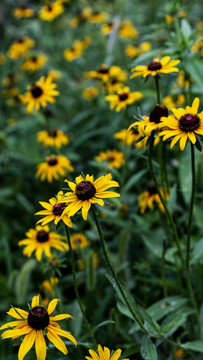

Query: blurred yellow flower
21,55,47,72
37,129,69,148
83,86,98,100
69,233,90,250
36,154,74,182
139,184,168,214
39,1,64,21
14,6,34,18
96,149,124,169
105,86,142,112
8,37,35,60
130,56,180,79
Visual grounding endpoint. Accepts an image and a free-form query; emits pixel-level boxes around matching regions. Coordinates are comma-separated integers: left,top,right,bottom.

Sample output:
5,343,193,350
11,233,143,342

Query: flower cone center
149,105,168,124
179,113,200,131
148,61,162,71
53,203,66,216
119,93,128,101
37,230,49,243
97,66,109,74
31,85,43,98
76,181,96,200
32,56,37,62
28,306,49,330
107,155,115,161
147,183,157,195
48,156,58,166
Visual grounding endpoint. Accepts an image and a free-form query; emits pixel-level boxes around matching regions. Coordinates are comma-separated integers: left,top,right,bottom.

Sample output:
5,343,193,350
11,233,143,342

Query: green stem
154,75,161,104
64,225,97,347
161,238,168,297
186,143,195,269
91,208,149,334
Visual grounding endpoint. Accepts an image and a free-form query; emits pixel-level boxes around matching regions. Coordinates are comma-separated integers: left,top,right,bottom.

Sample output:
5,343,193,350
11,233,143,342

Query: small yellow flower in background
2,73,20,86
39,277,59,304
160,97,203,151
64,37,90,62
36,154,74,182
83,86,98,100
0,52,5,64
162,94,185,110
101,22,114,35
165,15,174,24
173,70,190,90
2,87,19,98
60,173,120,220
8,37,35,60
86,65,127,84
119,20,138,38
35,191,72,227
96,149,125,169
105,86,143,112
20,76,59,114
174,348,188,358
191,39,203,56
78,252,99,270
69,233,90,250
88,10,108,23
0,295,77,360
69,7,92,27
14,6,34,18
125,41,151,58
130,56,180,79
138,184,168,214
39,1,64,21
21,55,47,72
18,225,68,261
86,345,129,360
114,128,142,146
48,69,62,81
37,129,69,148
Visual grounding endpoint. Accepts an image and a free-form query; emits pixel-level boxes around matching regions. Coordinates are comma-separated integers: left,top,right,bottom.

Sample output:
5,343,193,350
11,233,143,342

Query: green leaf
147,296,188,322
15,259,36,305
191,238,203,264
123,169,148,193
184,60,203,92
167,184,177,214
140,335,158,360
92,320,115,334
180,19,192,41
182,341,203,353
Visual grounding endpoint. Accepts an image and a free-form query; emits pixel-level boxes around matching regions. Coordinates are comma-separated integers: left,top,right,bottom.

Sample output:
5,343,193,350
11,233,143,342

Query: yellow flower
69,7,92,27
60,173,120,220
174,348,188,358
14,6,34,18
165,15,174,24
69,233,90,250
35,191,73,227
101,22,113,35
2,73,20,86
125,42,151,58
130,56,180,79
18,225,68,261
86,65,127,84
20,76,59,114
37,129,69,148
119,20,138,38
39,1,64,21
114,128,142,146
86,345,129,360
96,149,124,169
36,154,74,182
21,55,47,72
138,184,168,214
191,39,203,56
162,94,185,110
88,11,108,23
83,86,98,100
0,295,77,360
64,45,83,62
2,87,19,98
0,52,5,64
8,37,35,60
39,277,59,305
105,86,143,112
160,97,203,150
48,69,62,81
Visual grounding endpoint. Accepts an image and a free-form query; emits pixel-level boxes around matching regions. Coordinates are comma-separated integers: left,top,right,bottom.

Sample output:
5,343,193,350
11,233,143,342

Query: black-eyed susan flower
105,86,143,112
130,56,180,79
191,39,203,56
69,233,90,250
20,76,59,114
69,7,91,27
18,225,68,261
21,55,47,72
162,94,185,110
88,10,108,23
83,86,98,100
114,128,142,146
39,1,64,21
60,173,120,220
8,37,35,60
64,44,83,62
160,97,203,150
119,20,138,38
96,149,124,169
39,277,59,305
86,344,128,360
138,184,168,214
14,6,34,18
0,295,77,360
36,154,74,182
86,65,127,84
125,41,151,58
48,69,62,81
35,191,72,227
37,129,69,148
173,348,188,358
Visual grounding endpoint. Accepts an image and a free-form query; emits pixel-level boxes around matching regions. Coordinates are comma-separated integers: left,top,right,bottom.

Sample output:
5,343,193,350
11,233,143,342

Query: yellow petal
47,328,68,355
35,330,46,360
179,134,188,150
7,308,28,320
191,97,199,114
18,329,36,360
50,326,77,346
110,349,122,360
47,299,60,315
50,314,74,322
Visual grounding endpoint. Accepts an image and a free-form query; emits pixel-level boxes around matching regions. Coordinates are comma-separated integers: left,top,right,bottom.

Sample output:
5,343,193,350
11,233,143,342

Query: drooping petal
47,327,68,355
18,329,36,360
81,201,91,220
49,326,77,346
7,308,28,320
35,330,46,360
47,299,60,315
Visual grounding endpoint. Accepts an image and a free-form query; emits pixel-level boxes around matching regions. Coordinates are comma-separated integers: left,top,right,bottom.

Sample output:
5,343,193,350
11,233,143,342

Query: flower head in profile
160,98,203,150
8,37,35,60
138,184,168,214
35,191,72,227
61,173,120,220
20,76,59,114
0,295,77,360
114,128,142,146
105,86,142,112
83,86,98,100
14,6,34,18
37,129,69,149
39,277,59,305
86,345,128,360
69,233,90,250
18,225,68,261
130,56,180,79
69,7,91,27
119,20,138,38
88,11,108,23
96,149,124,169
125,42,151,58
36,154,74,182
86,65,126,84
39,1,64,21
21,55,47,72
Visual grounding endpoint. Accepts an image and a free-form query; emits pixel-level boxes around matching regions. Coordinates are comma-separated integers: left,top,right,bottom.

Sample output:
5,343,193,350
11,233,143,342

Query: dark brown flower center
48,156,58,166
17,38,23,43
148,61,162,71
107,155,115,161
149,105,168,124
37,230,49,243
111,78,118,85
50,129,58,137
119,93,128,101
28,306,49,330
31,85,43,98
47,5,53,11
97,66,109,74
53,203,66,216
76,181,96,200
74,238,82,244
147,183,157,195
32,56,37,62
179,113,200,132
